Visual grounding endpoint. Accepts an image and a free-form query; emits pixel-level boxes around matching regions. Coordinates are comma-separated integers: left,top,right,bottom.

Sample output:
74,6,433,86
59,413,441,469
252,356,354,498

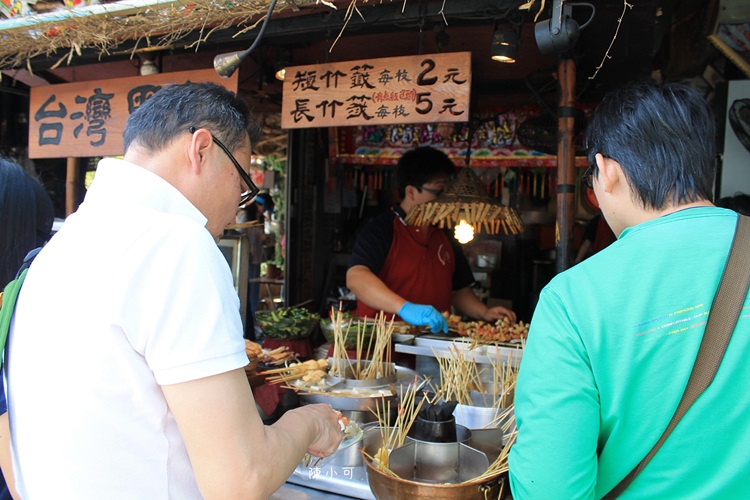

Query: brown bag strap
603,214,750,499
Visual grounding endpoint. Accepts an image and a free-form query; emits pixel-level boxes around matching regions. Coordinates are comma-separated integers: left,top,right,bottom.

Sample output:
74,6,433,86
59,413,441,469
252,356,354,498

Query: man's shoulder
358,210,397,236
369,209,398,224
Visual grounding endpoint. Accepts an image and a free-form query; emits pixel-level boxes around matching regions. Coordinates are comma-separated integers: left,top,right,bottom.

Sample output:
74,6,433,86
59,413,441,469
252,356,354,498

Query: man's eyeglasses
417,185,445,197
189,126,260,208
582,166,594,190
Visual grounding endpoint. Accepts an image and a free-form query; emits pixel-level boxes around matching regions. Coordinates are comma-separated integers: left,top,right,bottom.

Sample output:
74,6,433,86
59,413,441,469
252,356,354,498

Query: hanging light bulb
454,219,475,244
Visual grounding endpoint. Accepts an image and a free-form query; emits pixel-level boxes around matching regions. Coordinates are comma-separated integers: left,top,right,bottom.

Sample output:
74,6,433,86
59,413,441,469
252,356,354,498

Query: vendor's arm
509,288,599,499
346,265,407,315
451,287,516,323
163,369,342,500
347,265,447,332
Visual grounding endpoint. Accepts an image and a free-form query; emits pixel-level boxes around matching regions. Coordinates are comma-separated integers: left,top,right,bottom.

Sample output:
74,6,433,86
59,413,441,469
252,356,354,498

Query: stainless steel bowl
389,440,488,484
298,365,421,412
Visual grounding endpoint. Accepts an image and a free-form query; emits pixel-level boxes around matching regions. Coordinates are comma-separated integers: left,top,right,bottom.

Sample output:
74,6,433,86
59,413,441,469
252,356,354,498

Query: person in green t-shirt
510,80,750,499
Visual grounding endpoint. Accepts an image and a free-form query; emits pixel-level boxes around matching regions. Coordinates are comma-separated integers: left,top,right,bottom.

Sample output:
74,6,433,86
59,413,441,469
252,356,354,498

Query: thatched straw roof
0,0,318,69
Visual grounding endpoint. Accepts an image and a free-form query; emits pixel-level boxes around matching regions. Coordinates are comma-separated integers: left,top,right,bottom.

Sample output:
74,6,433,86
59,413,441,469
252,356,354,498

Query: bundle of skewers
259,359,331,389
434,343,517,409
469,407,517,486
328,308,395,381
362,374,518,489
259,309,398,393
486,349,517,410
364,378,428,477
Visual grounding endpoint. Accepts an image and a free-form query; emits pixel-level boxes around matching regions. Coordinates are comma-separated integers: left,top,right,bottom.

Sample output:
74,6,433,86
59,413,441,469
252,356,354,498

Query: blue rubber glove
398,302,449,333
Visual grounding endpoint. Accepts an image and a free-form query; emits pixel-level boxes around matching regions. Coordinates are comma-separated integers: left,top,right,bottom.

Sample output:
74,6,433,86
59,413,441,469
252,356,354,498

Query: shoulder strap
0,247,43,370
604,215,750,499
0,269,30,360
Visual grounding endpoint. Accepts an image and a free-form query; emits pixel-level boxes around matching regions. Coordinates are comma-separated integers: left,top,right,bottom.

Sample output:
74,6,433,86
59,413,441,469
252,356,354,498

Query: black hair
716,193,750,216
123,82,262,154
0,158,54,287
396,146,456,198
585,79,716,210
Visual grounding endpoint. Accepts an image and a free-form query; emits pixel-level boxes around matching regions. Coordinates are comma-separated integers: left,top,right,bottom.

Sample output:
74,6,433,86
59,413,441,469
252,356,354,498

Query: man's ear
596,153,623,194
186,128,213,175
404,184,418,201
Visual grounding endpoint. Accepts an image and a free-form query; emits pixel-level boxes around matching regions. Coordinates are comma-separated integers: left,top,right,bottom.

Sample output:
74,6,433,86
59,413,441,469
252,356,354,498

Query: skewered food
260,359,329,386
442,312,529,343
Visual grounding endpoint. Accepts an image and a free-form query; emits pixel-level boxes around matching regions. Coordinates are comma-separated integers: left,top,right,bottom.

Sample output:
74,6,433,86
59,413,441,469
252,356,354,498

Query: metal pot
362,426,503,500
363,457,503,500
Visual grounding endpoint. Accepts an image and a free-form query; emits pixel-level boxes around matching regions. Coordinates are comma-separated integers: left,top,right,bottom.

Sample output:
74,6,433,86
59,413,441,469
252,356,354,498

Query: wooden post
556,57,576,274
65,157,79,216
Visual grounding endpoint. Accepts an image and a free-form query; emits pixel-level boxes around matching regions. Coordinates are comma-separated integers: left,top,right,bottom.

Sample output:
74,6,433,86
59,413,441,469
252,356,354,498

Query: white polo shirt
7,158,248,498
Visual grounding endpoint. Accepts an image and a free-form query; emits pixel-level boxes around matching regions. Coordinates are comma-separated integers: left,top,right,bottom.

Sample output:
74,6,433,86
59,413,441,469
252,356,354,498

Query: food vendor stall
243,309,526,499
1,0,733,498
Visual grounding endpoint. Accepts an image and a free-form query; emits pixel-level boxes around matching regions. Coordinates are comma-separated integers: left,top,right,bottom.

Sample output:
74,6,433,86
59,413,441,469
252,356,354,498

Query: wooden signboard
281,52,471,129
29,69,238,159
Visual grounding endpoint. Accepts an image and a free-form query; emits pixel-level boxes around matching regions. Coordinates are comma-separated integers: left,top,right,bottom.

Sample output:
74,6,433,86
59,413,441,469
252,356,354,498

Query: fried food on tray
245,340,263,358
260,358,329,385
245,340,296,366
441,312,529,343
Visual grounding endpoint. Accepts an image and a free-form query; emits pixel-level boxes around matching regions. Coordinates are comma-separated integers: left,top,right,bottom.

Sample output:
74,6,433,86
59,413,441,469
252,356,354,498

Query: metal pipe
213,0,278,78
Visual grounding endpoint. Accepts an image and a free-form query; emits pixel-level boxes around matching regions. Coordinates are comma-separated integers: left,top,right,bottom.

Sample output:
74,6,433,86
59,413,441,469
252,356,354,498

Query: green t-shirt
510,207,750,499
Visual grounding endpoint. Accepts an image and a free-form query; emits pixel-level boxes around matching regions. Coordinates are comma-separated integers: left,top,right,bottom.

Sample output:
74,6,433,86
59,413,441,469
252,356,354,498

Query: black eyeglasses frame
582,166,594,190
188,126,260,208
417,185,445,197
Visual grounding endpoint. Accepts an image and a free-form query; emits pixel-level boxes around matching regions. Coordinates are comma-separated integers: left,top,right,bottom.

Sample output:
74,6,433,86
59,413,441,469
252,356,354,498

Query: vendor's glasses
189,126,260,208
582,166,594,190
418,185,445,197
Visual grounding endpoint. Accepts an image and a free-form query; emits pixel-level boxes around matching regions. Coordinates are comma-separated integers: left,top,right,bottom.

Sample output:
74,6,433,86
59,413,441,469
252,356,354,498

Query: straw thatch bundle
0,0,404,69
1,0,283,68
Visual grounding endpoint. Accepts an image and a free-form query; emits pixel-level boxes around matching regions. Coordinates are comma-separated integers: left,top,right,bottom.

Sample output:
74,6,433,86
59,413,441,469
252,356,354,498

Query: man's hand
481,305,517,324
398,302,449,333
295,404,345,458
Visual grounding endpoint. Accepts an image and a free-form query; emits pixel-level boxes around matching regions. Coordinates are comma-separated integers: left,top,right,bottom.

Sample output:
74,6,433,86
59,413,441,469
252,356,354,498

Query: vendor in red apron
346,146,516,333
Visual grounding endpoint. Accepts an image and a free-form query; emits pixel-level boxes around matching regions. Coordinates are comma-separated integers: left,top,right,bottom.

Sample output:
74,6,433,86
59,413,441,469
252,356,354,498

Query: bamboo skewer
367,376,427,475
329,309,394,382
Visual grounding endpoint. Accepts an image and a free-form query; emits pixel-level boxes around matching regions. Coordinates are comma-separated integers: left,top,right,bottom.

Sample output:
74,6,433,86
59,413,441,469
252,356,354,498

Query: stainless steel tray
298,366,421,412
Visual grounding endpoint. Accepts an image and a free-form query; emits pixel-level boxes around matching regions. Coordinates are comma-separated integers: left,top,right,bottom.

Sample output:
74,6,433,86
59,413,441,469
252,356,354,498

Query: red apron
356,218,455,320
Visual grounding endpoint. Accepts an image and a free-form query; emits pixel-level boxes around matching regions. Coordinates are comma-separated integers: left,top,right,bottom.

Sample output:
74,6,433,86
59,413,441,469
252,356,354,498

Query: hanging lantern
405,167,523,236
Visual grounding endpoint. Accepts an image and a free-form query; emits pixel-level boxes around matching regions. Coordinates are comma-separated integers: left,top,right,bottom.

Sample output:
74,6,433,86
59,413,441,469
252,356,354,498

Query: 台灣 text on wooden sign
281,52,471,129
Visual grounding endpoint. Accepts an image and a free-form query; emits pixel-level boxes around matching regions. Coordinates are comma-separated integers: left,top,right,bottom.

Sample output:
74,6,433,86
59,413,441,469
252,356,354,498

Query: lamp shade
404,167,523,235
534,0,580,55
491,28,519,63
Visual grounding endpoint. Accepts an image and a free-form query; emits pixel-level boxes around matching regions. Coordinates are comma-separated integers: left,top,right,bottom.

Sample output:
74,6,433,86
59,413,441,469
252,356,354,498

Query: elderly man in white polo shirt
7,82,342,499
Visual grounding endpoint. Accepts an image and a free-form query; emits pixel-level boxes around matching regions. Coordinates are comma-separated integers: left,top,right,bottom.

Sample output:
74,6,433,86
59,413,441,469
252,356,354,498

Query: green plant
263,154,286,270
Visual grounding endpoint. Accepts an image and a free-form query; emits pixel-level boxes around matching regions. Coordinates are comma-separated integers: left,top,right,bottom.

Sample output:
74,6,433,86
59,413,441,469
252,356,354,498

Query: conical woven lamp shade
404,168,523,235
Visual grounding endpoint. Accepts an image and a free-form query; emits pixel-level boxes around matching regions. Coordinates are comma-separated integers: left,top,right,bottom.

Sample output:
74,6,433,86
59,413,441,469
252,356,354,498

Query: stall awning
0,0,299,69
